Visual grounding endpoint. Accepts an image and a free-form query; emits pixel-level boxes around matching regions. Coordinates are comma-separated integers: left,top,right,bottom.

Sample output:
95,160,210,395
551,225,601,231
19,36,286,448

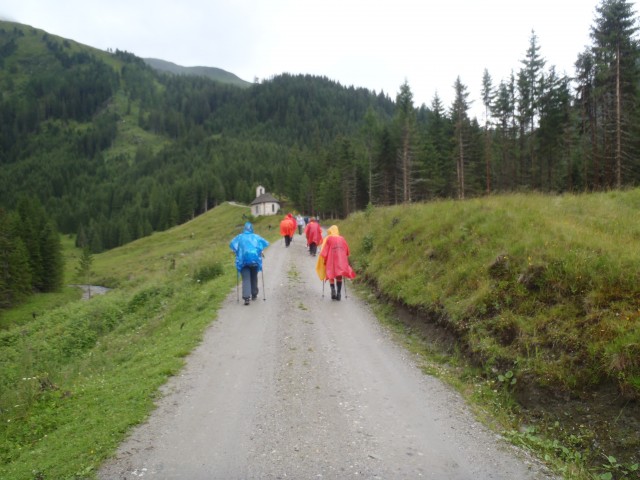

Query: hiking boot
330,284,337,300
251,295,258,301
244,298,250,305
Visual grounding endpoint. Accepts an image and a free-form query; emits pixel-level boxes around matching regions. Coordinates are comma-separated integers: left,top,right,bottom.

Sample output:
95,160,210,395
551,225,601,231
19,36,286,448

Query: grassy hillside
339,190,640,477
0,203,279,479
2,192,639,479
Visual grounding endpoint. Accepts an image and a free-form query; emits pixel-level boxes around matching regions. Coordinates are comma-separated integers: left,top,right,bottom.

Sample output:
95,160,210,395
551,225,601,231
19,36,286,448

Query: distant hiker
280,213,296,247
296,214,305,235
304,217,323,256
230,222,269,305
316,225,355,300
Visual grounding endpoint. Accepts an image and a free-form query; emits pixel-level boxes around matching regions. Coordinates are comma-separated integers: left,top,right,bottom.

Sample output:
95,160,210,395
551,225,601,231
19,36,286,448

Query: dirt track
98,231,556,479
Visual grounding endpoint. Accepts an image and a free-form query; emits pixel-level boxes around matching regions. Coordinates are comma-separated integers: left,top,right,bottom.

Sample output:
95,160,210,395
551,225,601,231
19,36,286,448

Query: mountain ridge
0,20,252,89
0,18,395,252
143,57,252,87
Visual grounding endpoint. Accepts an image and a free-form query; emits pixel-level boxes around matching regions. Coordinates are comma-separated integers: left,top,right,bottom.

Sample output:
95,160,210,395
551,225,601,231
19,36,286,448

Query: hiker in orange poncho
280,213,296,247
315,225,355,300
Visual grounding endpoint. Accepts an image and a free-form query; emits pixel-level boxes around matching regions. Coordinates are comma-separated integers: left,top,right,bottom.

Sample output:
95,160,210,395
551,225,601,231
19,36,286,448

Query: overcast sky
2,0,638,119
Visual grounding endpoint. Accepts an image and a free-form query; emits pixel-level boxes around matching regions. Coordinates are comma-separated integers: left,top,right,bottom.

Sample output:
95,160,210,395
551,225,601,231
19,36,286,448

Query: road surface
99,230,554,479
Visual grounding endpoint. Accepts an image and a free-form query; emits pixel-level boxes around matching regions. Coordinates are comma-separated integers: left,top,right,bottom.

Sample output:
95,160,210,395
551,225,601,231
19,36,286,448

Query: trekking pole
261,269,266,301
236,271,239,303
344,279,348,299
322,280,325,298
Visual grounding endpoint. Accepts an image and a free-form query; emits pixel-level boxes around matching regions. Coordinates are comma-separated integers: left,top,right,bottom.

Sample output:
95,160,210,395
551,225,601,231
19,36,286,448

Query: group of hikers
229,212,355,306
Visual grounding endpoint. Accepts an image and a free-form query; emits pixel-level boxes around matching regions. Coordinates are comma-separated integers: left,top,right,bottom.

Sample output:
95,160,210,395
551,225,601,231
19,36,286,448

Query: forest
0,0,638,309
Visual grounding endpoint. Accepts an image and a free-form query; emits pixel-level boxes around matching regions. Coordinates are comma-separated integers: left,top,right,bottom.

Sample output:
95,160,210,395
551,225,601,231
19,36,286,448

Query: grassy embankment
2,192,639,479
339,190,639,479
0,202,279,479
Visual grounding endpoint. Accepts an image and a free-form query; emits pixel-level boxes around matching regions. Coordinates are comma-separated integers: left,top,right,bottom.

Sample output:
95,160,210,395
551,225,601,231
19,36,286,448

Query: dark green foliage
0,210,32,308
76,246,93,283
0,20,397,252
0,199,63,310
15,197,63,293
2,4,640,260
193,262,224,283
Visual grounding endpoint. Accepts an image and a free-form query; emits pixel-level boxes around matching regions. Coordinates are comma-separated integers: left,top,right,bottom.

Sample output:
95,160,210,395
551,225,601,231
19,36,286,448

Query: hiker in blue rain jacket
230,222,269,305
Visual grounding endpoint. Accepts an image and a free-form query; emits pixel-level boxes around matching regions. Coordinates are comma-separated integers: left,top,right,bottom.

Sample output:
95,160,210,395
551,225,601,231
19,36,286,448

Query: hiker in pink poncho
316,225,355,301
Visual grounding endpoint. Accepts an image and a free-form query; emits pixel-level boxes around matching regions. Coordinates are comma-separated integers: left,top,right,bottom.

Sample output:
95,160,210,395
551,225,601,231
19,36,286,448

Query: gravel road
98,231,555,479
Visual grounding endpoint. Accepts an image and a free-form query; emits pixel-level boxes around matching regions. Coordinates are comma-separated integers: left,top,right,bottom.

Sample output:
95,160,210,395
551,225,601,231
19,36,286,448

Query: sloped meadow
0,203,278,479
2,193,639,479
340,191,639,478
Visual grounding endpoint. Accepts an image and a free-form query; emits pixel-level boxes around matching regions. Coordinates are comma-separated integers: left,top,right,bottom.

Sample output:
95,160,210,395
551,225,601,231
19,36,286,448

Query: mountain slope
144,57,251,87
0,20,395,253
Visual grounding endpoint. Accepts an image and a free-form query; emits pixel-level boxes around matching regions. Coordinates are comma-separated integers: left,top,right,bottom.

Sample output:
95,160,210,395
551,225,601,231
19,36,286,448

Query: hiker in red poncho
280,213,296,247
304,217,323,256
316,225,355,301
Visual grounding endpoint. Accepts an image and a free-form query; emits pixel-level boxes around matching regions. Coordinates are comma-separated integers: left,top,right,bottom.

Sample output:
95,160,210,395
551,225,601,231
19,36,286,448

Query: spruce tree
0,210,32,309
591,0,640,187
481,69,495,194
76,246,93,298
451,77,472,199
39,221,63,292
394,81,417,203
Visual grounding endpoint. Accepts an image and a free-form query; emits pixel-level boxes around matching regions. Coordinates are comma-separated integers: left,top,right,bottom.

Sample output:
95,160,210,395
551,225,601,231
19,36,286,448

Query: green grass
338,190,640,478
0,287,82,330
0,203,279,479
3,191,640,479
341,191,640,394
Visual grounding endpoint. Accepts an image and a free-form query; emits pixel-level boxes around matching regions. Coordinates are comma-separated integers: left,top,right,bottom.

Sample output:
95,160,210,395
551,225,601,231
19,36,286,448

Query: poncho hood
327,225,339,236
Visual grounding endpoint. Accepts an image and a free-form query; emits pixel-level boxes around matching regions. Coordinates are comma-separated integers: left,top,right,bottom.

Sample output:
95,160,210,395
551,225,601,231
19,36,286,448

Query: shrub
193,262,224,283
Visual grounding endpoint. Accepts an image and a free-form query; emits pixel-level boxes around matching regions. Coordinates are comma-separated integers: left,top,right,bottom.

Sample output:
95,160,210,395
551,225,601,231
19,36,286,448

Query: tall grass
343,191,640,395
340,190,640,474
0,203,278,479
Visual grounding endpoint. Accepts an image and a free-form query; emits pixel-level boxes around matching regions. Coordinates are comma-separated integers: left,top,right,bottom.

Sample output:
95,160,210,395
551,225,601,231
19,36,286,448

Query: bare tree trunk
368,153,373,205
457,131,465,200
616,43,622,188
484,132,491,194
403,134,411,203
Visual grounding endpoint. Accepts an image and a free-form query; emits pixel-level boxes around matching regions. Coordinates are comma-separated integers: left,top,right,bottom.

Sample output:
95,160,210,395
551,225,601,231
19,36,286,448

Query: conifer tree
76,246,93,299
575,49,600,187
422,94,454,198
451,77,472,199
39,221,63,292
394,81,417,203
361,107,381,205
481,69,495,194
0,210,31,309
590,0,640,187
337,137,358,215
492,74,518,190
373,125,397,205
518,31,546,188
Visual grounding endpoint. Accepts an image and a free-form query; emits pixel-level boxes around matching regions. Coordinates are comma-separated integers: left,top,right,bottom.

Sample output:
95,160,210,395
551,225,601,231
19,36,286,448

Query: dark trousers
284,235,292,247
309,242,318,256
241,265,259,300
